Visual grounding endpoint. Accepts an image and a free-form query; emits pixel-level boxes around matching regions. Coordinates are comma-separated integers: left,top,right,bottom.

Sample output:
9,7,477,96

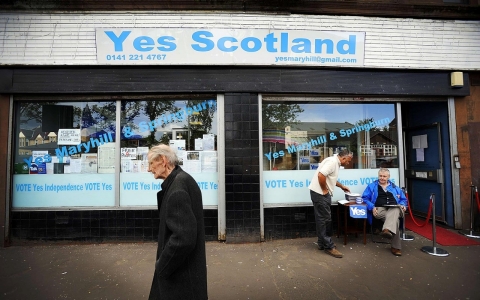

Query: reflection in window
120,97,218,174
262,102,398,171
14,101,116,175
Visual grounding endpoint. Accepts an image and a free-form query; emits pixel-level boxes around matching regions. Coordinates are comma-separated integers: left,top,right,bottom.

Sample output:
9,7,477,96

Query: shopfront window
12,97,219,209
262,100,399,206
119,98,218,206
13,101,117,208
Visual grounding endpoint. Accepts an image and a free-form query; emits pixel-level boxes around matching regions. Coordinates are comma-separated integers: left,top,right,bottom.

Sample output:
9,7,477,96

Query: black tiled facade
224,93,261,243
11,210,218,242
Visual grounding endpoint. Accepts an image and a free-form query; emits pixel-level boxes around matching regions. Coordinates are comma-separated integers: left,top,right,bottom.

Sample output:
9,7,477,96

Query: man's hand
336,181,350,193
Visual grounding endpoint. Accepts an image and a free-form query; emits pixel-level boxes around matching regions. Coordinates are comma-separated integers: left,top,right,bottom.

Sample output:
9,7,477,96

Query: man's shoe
315,242,336,251
325,247,343,258
380,229,393,240
391,247,402,256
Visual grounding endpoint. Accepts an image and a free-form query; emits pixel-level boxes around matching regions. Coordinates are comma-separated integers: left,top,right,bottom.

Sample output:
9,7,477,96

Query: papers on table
345,192,361,197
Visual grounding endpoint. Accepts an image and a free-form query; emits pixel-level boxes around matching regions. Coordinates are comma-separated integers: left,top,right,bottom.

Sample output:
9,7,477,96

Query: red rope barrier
476,187,479,213
405,192,434,227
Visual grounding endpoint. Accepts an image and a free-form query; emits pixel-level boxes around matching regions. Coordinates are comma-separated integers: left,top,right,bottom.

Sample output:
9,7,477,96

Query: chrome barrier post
421,193,449,257
459,185,480,239
401,188,414,241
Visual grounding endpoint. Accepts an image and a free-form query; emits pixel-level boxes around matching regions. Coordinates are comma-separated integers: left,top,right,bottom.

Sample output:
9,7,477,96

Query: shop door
403,102,453,225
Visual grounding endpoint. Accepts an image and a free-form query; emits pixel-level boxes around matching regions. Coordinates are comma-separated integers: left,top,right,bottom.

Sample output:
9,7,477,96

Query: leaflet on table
345,192,362,197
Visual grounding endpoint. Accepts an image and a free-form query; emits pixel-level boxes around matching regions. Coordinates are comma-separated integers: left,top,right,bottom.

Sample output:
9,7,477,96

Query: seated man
362,168,408,256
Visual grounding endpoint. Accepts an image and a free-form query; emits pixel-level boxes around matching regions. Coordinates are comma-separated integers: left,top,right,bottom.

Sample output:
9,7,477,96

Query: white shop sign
96,28,365,66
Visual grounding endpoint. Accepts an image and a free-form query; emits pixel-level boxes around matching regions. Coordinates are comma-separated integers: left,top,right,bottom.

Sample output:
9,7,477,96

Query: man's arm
336,181,350,193
362,184,375,211
317,172,329,195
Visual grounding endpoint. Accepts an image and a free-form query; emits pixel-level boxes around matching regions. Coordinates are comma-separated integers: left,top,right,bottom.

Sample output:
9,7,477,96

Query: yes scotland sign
349,205,367,219
96,28,365,66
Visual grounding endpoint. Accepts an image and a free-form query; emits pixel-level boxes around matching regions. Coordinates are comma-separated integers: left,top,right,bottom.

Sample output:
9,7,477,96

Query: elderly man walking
147,144,208,300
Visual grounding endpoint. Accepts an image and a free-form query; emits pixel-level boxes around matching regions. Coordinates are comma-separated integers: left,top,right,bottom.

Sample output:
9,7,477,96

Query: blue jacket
361,180,408,225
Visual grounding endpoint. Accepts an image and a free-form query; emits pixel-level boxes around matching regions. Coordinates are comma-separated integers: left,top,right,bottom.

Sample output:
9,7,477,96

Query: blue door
403,102,453,225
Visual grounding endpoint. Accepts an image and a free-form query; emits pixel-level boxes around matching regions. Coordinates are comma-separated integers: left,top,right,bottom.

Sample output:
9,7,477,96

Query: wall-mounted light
450,72,464,88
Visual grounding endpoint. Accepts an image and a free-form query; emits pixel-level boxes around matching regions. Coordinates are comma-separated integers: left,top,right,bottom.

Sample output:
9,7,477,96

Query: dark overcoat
148,166,208,300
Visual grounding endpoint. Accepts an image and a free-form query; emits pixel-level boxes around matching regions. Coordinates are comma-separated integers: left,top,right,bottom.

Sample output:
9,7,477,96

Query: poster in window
195,138,203,151
98,143,115,173
121,147,137,159
137,147,149,161
70,159,82,173
202,134,215,151
170,140,186,164
58,129,81,145
183,151,201,173
121,159,133,173
201,151,217,172
81,153,98,174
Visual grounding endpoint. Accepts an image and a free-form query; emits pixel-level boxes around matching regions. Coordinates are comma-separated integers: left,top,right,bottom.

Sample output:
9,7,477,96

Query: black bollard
400,188,414,241
459,186,480,239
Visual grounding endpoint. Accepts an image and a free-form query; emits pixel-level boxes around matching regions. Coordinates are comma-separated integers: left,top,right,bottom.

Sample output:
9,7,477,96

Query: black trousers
310,190,335,249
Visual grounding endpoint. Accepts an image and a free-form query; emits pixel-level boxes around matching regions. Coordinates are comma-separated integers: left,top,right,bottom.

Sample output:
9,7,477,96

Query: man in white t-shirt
308,149,353,258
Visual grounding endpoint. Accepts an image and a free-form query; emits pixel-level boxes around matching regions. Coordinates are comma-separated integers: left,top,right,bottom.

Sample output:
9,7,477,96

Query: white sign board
263,168,400,206
121,147,137,159
58,129,81,145
96,28,365,66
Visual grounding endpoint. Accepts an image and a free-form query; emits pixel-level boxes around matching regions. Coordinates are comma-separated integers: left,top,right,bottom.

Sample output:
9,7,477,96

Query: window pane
119,98,218,206
262,101,399,206
13,101,116,208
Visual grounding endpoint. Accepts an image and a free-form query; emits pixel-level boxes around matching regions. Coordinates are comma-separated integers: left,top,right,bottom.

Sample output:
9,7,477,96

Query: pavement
1,231,480,300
